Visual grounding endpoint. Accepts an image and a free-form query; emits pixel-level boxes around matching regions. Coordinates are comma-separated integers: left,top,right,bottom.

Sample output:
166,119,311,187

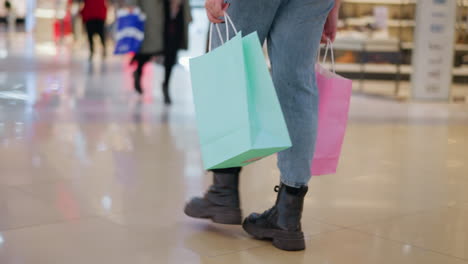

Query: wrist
332,0,341,13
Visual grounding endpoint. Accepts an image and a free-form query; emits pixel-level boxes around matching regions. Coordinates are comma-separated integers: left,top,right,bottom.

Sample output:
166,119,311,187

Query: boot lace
258,185,280,221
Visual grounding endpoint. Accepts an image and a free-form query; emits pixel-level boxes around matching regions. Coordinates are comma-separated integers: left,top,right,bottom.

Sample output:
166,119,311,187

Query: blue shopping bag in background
114,8,146,55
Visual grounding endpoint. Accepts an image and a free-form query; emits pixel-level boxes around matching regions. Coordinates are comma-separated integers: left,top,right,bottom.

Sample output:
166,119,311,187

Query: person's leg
184,0,282,224
163,47,176,83
161,0,173,104
162,6,185,105
242,0,334,251
133,54,152,94
272,0,334,188
85,21,95,59
135,54,152,74
97,19,106,57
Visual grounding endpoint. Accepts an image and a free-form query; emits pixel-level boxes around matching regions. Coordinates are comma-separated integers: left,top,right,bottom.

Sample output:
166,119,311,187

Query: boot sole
242,220,305,251
184,204,242,225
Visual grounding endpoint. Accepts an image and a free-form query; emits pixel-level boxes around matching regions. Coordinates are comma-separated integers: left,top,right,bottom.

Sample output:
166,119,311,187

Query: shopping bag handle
319,38,336,73
208,12,238,52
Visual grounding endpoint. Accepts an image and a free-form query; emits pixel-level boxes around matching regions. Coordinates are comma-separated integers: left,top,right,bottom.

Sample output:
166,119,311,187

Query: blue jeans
212,0,334,188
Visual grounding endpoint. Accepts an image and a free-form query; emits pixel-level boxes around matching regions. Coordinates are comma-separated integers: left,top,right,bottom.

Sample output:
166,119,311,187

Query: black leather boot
184,172,242,225
243,184,308,251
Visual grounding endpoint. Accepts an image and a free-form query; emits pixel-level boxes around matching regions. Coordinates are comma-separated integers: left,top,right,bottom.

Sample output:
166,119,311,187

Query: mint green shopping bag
189,17,291,170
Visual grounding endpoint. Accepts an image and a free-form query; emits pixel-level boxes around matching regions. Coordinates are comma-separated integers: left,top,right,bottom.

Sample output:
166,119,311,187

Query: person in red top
80,0,108,60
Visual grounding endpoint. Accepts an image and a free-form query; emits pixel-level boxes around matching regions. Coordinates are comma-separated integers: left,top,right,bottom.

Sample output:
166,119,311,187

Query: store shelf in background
456,44,468,52
350,80,468,101
400,42,468,52
332,38,400,52
340,18,415,27
453,66,468,76
343,0,416,4
457,22,468,28
401,42,413,50
333,40,468,52
324,63,468,76
324,63,412,74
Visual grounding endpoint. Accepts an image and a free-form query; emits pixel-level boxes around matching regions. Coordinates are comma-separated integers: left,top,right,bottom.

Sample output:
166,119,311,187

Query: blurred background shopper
130,0,191,105
80,0,108,60
4,0,16,33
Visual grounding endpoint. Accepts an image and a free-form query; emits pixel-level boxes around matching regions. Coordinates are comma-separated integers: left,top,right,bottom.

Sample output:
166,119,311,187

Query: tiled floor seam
345,227,468,262
204,227,349,259
10,184,86,209
0,215,104,233
98,215,274,259
346,205,460,230
9,184,146,217
6,185,109,221
205,244,270,258
308,205,451,230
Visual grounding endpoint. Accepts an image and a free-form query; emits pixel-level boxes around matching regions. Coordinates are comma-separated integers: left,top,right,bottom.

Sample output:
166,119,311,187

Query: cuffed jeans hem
280,177,308,188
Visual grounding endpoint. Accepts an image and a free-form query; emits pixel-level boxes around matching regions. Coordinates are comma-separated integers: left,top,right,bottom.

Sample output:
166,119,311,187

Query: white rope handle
321,38,336,73
208,12,238,52
208,23,224,52
224,13,238,34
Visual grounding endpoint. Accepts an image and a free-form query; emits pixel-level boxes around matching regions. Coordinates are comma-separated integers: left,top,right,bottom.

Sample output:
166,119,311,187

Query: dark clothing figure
81,0,108,59
132,0,191,105
85,19,106,58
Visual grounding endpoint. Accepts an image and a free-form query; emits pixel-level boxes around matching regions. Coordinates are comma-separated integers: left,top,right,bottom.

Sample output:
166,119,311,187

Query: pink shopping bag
311,40,352,176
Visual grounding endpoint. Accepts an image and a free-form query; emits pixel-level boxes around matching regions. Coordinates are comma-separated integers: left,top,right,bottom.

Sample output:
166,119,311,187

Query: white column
25,0,36,32
411,0,457,101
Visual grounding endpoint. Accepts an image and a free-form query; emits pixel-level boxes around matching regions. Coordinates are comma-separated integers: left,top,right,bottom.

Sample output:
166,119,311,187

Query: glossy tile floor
1,17,468,263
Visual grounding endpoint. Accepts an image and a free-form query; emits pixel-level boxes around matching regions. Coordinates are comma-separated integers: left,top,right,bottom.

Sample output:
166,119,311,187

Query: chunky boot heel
211,207,242,225
243,184,308,251
272,231,306,251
